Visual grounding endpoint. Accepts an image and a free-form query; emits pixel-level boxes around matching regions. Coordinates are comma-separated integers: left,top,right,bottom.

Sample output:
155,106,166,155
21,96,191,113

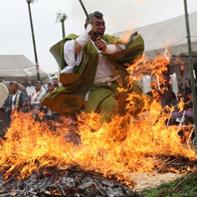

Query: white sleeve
61,40,83,73
105,44,125,54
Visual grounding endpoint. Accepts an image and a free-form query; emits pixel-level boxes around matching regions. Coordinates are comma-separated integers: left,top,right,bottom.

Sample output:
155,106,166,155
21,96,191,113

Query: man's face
27,80,32,86
8,83,18,94
53,79,58,85
90,16,105,38
34,83,41,92
48,83,55,92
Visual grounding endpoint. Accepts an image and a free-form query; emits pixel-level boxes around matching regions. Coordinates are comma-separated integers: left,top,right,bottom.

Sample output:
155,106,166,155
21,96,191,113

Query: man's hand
95,37,106,52
85,23,92,34
75,24,92,53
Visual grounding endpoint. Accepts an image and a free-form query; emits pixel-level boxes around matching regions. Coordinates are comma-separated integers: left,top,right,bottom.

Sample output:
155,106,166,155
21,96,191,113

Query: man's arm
74,24,92,54
62,24,92,73
101,34,125,54
62,40,82,73
105,32,144,65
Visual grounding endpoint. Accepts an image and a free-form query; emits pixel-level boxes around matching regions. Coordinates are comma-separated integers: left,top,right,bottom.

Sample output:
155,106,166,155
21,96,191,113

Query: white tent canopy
0,55,49,84
115,12,197,57
115,12,197,94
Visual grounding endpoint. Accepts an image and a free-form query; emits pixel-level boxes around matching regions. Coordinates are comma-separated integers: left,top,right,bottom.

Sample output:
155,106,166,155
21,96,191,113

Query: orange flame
0,53,196,186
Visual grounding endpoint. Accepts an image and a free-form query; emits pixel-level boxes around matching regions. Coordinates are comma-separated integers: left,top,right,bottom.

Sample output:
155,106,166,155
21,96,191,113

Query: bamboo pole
27,0,40,81
183,0,197,148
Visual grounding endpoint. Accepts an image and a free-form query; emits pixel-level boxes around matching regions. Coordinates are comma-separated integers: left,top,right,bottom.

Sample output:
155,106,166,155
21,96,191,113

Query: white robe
62,39,122,84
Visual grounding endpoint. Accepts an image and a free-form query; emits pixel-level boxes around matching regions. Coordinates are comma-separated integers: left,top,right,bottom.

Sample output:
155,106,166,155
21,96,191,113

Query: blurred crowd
147,78,194,125
0,76,62,136
0,75,195,142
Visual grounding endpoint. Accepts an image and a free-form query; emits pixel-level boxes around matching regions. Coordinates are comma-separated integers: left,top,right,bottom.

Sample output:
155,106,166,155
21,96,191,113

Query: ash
0,166,139,197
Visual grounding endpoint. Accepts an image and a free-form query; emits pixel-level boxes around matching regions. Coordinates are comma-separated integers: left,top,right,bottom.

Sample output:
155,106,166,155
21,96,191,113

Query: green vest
42,32,144,114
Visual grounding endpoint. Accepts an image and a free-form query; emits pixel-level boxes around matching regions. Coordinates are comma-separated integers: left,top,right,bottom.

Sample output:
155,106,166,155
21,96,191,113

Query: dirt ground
130,172,183,191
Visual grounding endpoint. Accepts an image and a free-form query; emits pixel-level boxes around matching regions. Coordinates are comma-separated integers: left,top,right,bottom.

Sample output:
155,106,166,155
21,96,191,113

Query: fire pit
0,54,196,196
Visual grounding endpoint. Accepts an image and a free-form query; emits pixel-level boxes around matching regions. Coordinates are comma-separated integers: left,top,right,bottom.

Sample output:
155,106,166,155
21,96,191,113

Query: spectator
25,79,34,98
3,81,29,129
30,81,46,112
47,82,55,93
43,82,57,120
170,88,193,125
52,77,60,89
160,84,177,107
0,82,9,136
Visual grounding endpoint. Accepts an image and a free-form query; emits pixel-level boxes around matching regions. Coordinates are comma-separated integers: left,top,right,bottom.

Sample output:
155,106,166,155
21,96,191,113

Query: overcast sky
0,0,197,73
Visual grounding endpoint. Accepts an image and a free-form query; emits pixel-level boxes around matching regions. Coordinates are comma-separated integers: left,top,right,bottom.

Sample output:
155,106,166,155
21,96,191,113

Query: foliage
140,173,197,197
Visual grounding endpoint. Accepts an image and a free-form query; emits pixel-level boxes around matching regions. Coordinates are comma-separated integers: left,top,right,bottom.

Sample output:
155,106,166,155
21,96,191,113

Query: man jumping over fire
42,11,144,124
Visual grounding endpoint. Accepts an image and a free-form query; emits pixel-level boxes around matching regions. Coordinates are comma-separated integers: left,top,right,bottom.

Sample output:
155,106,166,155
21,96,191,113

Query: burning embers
0,166,138,196
0,54,196,194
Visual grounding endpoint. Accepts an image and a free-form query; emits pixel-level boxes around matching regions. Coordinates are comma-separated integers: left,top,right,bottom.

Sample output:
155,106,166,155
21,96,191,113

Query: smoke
67,0,197,35
68,0,146,34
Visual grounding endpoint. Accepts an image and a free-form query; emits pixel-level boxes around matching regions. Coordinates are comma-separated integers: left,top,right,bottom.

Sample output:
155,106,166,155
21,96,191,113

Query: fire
0,54,196,186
